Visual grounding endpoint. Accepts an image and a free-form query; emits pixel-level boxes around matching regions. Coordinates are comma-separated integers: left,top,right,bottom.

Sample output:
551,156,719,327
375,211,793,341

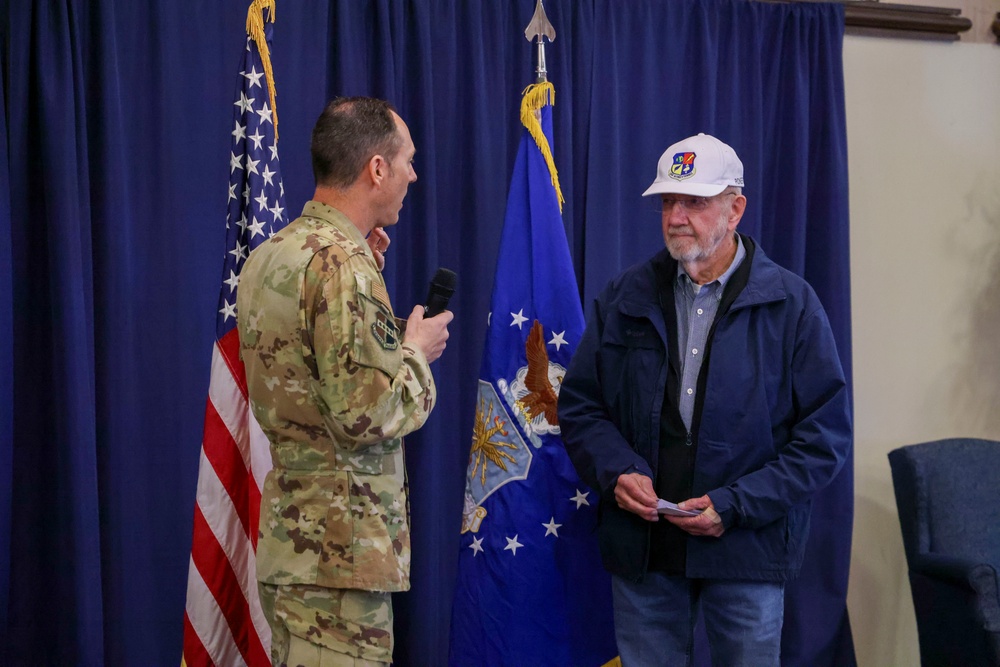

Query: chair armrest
912,553,988,585
912,553,1000,631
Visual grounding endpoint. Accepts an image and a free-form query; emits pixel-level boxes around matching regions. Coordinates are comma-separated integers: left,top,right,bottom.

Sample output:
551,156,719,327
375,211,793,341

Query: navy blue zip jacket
558,235,852,582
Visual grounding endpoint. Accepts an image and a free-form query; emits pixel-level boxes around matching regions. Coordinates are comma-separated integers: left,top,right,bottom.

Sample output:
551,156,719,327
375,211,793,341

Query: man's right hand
614,472,659,522
403,304,453,363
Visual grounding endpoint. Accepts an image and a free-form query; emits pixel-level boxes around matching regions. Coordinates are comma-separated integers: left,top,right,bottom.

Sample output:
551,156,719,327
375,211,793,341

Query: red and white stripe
183,328,272,667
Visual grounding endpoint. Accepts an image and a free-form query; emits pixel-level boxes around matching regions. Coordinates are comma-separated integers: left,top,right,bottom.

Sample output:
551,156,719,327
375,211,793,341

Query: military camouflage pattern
259,582,392,665
237,201,436,593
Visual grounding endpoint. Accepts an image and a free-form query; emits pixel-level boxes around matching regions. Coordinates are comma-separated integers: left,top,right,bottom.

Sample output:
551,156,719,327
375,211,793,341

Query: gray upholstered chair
888,438,1000,666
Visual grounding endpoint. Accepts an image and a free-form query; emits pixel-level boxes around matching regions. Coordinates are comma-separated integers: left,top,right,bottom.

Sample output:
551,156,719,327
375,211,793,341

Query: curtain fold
0,25,14,659
1,1,853,665
4,1,105,663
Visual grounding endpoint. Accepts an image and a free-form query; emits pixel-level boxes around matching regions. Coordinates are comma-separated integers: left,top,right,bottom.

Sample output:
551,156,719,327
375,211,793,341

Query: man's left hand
367,228,390,271
665,494,725,537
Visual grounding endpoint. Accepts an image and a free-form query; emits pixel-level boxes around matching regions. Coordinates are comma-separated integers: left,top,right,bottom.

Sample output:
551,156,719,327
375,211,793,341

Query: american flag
182,7,285,666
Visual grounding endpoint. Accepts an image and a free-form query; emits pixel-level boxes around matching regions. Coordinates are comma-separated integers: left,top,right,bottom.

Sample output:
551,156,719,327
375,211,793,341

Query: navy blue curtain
1,1,852,665
0,26,13,653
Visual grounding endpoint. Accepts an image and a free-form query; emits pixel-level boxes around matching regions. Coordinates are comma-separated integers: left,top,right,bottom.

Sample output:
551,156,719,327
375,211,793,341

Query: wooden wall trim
844,1,972,41
762,0,973,41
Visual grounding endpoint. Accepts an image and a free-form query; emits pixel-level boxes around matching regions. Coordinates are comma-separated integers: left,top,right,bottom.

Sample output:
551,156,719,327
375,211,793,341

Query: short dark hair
310,97,403,188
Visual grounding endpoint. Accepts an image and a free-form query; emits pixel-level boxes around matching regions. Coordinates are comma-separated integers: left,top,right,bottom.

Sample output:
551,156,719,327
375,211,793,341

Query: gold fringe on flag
519,81,565,212
246,0,280,140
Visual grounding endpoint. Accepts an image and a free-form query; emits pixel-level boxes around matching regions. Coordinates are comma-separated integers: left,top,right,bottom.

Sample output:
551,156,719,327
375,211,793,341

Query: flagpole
524,0,556,84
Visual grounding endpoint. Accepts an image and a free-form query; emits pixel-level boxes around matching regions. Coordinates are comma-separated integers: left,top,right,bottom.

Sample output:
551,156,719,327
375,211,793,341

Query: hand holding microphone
403,268,456,363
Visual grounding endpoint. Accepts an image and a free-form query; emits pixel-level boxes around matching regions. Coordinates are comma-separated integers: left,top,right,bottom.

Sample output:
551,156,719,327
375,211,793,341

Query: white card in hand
657,499,702,517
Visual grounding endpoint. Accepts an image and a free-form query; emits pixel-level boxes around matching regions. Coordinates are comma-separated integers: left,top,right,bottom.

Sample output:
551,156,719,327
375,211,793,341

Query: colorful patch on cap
669,152,696,181
371,310,400,350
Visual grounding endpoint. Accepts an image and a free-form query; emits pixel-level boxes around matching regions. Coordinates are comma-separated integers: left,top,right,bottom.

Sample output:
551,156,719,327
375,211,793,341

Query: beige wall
844,36,1000,666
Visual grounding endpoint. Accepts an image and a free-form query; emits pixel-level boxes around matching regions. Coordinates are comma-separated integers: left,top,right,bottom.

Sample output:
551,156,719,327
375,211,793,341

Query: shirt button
697,308,704,315
686,388,693,395
691,348,698,355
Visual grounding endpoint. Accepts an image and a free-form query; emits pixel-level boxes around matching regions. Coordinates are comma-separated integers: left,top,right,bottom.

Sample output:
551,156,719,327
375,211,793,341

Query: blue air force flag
448,83,618,667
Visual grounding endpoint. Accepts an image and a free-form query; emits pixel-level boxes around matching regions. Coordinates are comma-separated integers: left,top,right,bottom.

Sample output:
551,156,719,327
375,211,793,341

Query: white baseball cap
642,133,745,197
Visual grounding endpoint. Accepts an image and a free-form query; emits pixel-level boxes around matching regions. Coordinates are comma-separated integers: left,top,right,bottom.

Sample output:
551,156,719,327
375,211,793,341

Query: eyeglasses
660,191,736,213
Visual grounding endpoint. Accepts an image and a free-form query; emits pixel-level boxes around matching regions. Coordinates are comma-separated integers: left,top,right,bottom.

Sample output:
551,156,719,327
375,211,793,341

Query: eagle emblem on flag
498,320,566,448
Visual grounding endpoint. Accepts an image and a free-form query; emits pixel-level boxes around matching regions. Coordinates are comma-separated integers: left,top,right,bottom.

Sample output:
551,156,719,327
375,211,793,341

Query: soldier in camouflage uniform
237,97,453,667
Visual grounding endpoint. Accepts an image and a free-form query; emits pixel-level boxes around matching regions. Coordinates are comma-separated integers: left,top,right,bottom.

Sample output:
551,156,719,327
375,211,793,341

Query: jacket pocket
600,310,664,445
598,498,650,583
333,465,410,591
258,469,345,585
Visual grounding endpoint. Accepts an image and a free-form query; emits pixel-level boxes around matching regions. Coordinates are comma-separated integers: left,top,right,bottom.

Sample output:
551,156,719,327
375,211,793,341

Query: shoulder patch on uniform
371,310,400,350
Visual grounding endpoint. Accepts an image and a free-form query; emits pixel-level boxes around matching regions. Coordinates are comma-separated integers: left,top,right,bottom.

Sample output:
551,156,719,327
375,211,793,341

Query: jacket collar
301,200,369,249
645,234,787,311
619,233,788,323
729,234,787,311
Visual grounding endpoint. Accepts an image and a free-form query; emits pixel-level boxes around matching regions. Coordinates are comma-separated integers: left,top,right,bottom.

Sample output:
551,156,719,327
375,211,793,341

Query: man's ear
367,154,386,186
728,194,747,229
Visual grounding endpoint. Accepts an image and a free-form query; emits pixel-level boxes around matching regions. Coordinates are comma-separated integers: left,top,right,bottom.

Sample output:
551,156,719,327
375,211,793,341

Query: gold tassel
519,82,565,213
246,0,279,140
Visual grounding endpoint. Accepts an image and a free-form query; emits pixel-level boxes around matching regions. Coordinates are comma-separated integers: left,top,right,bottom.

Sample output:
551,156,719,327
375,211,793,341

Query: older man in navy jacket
558,133,852,667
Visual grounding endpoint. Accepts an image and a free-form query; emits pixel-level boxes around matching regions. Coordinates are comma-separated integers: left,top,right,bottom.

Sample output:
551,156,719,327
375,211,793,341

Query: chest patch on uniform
371,310,400,350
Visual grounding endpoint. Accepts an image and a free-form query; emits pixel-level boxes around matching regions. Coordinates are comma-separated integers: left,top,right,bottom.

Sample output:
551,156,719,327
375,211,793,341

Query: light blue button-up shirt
674,234,746,431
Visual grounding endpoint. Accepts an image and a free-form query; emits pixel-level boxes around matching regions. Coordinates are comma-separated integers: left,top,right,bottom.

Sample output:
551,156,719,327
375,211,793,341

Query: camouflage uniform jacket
237,201,436,592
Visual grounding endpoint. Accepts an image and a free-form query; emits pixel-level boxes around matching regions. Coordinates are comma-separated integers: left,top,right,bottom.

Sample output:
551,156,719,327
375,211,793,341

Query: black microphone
424,268,456,318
